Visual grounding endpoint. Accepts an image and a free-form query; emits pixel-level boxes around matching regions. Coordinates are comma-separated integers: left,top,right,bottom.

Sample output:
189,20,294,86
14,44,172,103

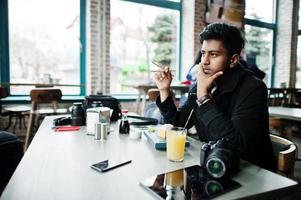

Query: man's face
200,39,229,77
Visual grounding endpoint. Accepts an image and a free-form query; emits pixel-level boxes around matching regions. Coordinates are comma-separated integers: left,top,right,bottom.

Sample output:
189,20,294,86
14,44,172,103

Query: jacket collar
214,64,251,96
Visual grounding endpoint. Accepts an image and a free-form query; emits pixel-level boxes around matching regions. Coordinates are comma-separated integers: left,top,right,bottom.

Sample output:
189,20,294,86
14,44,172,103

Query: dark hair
199,23,245,57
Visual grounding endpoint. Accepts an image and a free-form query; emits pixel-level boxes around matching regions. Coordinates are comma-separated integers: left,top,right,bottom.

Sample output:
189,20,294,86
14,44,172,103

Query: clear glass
8,0,81,95
165,169,184,188
244,25,274,86
296,35,301,88
166,127,186,162
110,0,180,94
245,0,275,23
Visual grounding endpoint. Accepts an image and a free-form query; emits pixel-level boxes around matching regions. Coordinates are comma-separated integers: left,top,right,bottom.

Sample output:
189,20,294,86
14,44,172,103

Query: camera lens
205,180,223,196
71,102,85,126
206,157,226,178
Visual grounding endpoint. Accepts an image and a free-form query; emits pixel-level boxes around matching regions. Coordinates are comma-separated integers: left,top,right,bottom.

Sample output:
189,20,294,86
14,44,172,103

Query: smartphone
91,159,132,172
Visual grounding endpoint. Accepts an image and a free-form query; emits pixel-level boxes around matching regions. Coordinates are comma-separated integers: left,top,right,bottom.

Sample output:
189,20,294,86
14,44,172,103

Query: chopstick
152,61,165,69
151,61,175,72
150,70,175,72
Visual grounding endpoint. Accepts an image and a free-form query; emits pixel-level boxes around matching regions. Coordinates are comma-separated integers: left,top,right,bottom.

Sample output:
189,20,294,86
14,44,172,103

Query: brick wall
275,0,299,87
87,0,110,95
181,0,207,80
194,0,207,56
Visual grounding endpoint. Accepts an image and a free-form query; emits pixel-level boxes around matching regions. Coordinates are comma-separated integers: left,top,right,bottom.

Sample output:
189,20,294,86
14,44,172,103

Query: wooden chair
1,87,31,133
269,117,292,139
270,134,296,177
24,89,67,151
144,89,162,123
147,89,160,101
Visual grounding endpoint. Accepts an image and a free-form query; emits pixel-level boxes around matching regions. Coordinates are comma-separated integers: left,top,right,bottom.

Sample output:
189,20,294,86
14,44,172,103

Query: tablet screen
140,165,240,200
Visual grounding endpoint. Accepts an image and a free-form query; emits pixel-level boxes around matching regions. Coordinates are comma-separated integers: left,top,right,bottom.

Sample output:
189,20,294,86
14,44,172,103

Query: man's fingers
210,71,223,81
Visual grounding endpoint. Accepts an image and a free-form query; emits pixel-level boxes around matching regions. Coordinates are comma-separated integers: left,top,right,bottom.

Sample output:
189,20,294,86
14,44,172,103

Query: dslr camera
200,138,240,178
53,117,71,126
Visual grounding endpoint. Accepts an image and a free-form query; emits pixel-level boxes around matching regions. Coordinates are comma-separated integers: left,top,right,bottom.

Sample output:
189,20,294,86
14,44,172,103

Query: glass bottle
119,109,130,134
71,102,85,126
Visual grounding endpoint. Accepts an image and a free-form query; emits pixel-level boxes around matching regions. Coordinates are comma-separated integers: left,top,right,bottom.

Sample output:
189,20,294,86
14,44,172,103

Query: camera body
200,138,240,178
53,117,71,126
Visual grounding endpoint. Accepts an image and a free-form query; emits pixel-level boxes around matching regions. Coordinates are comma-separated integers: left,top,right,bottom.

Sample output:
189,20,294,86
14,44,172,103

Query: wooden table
125,83,190,115
269,106,301,121
1,116,298,200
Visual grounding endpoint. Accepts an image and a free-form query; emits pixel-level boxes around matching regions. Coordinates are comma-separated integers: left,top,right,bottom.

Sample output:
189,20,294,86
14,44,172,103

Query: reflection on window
8,0,81,95
110,0,179,94
245,0,274,23
245,25,273,86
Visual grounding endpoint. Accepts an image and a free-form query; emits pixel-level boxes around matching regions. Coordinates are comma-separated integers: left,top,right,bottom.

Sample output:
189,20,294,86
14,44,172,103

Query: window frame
0,0,86,97
116,0,183,81
244,0,278,87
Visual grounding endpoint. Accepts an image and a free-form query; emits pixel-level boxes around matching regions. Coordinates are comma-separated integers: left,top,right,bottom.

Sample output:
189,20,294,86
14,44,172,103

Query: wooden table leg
24,112,35,152
141,89,148,116
136,90,142,114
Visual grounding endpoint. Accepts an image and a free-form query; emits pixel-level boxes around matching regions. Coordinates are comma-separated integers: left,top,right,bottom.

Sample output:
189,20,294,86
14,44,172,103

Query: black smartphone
91,159,132,172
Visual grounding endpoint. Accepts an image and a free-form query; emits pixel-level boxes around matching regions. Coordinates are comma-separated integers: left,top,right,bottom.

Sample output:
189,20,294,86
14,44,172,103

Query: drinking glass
166,127,187,162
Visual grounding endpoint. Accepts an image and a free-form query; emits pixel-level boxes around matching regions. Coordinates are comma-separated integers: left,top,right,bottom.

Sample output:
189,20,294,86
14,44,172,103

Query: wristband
196,94,212,106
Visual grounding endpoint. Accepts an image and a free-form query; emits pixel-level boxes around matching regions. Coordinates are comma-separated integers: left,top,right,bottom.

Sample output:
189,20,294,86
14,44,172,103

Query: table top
1,116,298,200
269,106,301,121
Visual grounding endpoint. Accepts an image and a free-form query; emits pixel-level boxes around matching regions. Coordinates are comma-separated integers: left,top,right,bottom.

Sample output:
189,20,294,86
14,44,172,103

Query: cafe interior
1,0,301,199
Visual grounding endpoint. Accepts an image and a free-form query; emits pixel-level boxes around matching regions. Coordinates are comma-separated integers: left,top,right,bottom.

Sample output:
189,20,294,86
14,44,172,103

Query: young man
154,23,276,172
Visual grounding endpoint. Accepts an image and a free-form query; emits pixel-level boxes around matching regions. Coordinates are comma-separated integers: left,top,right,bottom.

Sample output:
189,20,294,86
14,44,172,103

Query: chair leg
4,112,12,131
13,113,18,133
22,113,28,129
24,113,35,152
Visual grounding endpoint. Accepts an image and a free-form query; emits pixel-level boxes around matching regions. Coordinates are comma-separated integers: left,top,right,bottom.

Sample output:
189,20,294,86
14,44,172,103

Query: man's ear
229,54,240,68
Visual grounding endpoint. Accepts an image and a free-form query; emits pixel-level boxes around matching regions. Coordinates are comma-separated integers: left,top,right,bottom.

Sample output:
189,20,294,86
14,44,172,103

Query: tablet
143,131,190,150
140,165,240,200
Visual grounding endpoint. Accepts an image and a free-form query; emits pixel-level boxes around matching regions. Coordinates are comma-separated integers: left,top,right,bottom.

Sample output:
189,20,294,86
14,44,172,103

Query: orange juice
165,169,184,187
166,127,186,161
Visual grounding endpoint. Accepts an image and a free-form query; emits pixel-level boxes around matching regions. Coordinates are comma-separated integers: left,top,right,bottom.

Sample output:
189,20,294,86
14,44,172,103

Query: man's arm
156,89,196,129
194,82,268,153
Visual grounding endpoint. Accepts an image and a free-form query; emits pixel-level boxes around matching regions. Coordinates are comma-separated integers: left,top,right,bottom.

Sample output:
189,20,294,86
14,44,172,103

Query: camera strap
128,115,158,126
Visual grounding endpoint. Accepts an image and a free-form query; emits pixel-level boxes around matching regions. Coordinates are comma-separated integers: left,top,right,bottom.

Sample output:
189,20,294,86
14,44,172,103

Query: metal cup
95,123,101,140
100,123,108,140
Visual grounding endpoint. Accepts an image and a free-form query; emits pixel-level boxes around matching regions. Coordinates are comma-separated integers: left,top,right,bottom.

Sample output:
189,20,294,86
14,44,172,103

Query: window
245,0,275,23
244,25,274,85
296,1,301,88
244,0,276,87
110,0,181,94
1,0,85,96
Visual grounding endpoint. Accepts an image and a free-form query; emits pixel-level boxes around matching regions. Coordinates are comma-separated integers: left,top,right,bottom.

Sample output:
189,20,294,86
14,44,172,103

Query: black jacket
156,65,276,172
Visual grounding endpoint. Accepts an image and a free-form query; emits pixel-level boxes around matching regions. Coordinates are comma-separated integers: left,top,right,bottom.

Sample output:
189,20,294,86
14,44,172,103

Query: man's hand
154,66,173,102
197,63,223,98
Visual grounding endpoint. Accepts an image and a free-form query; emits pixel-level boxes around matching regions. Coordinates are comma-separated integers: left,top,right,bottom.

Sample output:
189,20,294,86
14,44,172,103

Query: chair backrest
30,88,62,111
30,88,62,103
144,89,163,124
148,89,160,102
0,87,9,99
270,134,296,177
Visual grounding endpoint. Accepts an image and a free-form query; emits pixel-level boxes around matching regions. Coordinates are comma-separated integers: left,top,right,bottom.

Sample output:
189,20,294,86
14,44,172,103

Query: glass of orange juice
166,127,187,162
165,169,184,187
